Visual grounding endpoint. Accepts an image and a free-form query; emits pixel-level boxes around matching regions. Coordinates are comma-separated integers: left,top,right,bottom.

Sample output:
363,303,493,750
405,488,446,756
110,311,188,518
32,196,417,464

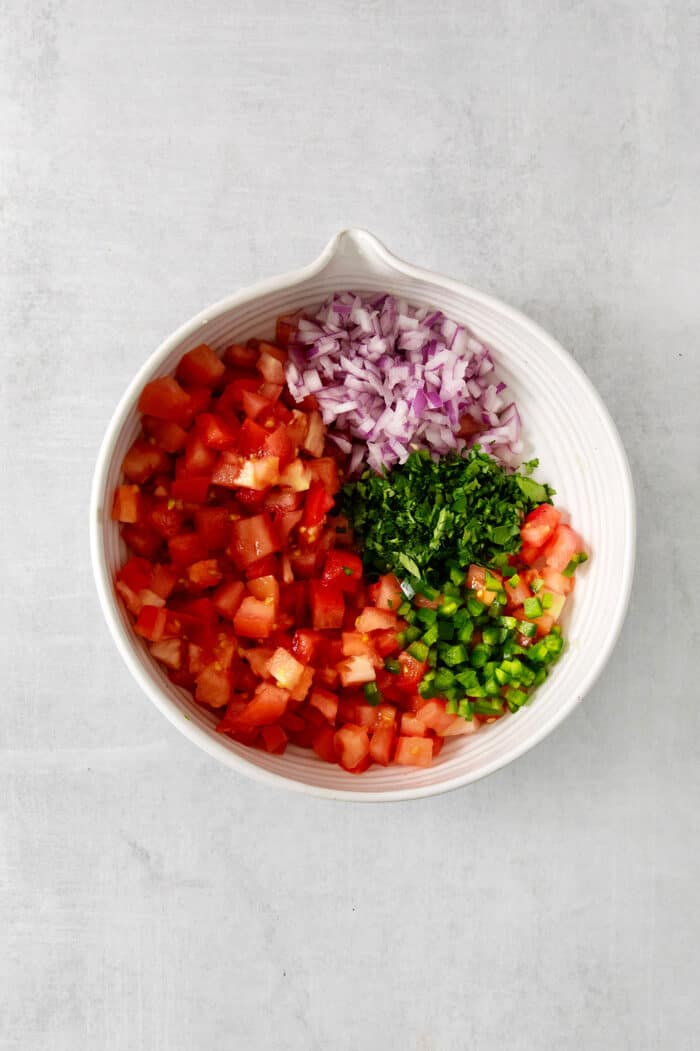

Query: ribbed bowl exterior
90,230,635,801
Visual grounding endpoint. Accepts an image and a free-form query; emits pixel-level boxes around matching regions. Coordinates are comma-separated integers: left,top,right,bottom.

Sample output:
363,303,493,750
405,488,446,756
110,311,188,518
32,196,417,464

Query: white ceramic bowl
90,229,635,801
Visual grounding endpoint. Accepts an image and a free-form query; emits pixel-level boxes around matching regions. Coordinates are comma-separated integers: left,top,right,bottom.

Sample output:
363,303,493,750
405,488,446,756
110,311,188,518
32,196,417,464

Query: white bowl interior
91,230,635,800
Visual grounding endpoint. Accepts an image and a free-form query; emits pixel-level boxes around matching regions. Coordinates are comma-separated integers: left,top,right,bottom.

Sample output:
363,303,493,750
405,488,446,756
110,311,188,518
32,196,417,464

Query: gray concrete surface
2,1,699,1048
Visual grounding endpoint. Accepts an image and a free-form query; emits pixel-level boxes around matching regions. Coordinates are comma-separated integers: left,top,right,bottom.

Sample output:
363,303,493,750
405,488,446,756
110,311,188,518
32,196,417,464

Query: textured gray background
2,1,699,1049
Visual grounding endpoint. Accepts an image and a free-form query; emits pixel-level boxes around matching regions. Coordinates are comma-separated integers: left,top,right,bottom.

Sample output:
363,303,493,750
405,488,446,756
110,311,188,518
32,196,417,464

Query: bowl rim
90,228,636,802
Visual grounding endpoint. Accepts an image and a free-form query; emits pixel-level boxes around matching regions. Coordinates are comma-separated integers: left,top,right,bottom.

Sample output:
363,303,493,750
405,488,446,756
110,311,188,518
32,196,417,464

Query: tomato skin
142,416,188,453
195,507,231,551
138,377,192,424
291,629,322,664
321,550,363,593
196,412,239,450
121,524,163,559
302,479,335,529
168,532,208,567
520,504,561,549
312,725,337,764
122,439,170,484
170,475,211,503
228,513,280,570
309,581,345,630
176,344,225,388
134,605,168,642
261,724,288,755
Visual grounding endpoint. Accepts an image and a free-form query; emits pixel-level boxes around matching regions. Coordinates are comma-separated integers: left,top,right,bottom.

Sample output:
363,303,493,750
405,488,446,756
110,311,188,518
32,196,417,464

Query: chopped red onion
285,291,523,474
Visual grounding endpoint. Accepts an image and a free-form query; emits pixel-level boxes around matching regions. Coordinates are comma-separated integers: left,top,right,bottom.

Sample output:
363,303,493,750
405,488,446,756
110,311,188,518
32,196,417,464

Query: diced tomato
195,506,231,550
261,724,288,755
504,574,532,607
247,573,279,609
149,638,183,670
235,683,290,727
275,311,303,346
142,416,188,453
134,605,168,642
168,532,208,567
543,524,582,573
290,629,321,664
308,687,339,724
195,665,231,708
267,647,305,690
279,458,312,491
373,629,401,658
262,425,295,469
244,554,279,580
121,524,163,559
222,456,280,491
369,724,395,766
539,565,576,596
169,475,209,503
122,439,170,484
415,700,456,735
228,513,280,569
115,579,142,615
441,716,480,737
256,350,286,385
150,563,178,599
176,344,225,388
370,573,403,611
187,559,223,590
333,724,370,771
312,725,337,763
306,458,340,495
520,504,561,549
395,651,428,693
400,712,428,737
233,488,268,515
341,632,376,659
181,386,211,416
196,412,238,450
118,555,153,592
285,411,309,449
138,376,192,424
111,484,141,523
302,479,335,531
184,434,217,476
519,542,545,567
276,509,304,544
223,343,259,369
394,736,433,767
233,595,276,638
289,666,314,701
148,500,185,539
302,410,325,457
337,655,376,687
309,581,345,630
321,550,363,593
355,607,397,633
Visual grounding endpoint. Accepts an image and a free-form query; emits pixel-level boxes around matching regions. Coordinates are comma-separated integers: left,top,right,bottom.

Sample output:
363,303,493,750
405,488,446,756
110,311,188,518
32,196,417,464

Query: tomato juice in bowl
91,230,635,800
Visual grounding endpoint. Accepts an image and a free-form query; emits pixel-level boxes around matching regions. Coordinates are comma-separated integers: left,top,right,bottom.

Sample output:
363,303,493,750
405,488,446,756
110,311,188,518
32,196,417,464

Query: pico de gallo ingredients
111,299,588,775
283,291,523,475
340,447,554,588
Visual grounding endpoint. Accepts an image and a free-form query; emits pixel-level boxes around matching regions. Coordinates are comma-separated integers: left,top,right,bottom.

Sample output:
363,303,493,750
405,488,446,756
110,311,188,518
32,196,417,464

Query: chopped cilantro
341,447,555,587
